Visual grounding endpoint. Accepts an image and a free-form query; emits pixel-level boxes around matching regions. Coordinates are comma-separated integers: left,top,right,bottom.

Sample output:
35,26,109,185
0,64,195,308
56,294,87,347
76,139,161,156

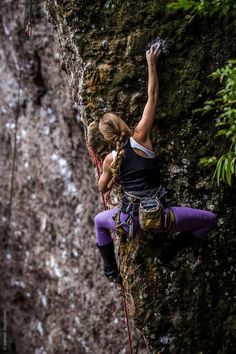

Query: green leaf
199,156,217,167
230,157,236,174
194,59,236,187
226,158,232,186
222,157,228,181
216,129,227,136
167,0,196,11
215,156,224,185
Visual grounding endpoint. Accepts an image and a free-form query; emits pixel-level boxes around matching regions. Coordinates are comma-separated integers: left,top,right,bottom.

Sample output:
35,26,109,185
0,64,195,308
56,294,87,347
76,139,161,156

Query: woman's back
118,138,161,192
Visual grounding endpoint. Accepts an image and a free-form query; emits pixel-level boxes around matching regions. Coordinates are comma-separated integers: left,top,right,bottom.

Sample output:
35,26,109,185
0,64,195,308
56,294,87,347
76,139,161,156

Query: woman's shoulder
131,133,153,151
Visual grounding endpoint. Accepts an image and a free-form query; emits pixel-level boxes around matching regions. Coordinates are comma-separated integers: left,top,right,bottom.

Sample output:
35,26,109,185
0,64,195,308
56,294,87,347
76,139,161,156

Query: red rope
121,285,134,354
86,144,107,210
107,190,112,205
86,142,133,354
101,193,107,210
86,144,103,173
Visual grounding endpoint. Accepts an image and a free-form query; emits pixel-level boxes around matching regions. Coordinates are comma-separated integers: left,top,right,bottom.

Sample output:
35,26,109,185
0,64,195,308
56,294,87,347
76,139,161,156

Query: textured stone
1,0,236,353
43,1,236,353
0,2,141,354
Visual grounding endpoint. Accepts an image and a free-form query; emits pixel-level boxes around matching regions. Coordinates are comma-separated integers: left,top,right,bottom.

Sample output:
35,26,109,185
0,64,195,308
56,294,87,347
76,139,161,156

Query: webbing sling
114,211,130,239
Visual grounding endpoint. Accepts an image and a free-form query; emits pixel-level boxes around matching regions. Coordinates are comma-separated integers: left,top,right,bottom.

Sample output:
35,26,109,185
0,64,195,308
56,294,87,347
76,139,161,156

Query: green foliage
196,60,236,186
167,0,236,18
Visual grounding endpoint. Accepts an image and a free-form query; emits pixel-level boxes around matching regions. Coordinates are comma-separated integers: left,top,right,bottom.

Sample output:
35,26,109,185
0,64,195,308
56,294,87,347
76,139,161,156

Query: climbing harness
113,202,139,242
114,186,176,242
113,211,132,240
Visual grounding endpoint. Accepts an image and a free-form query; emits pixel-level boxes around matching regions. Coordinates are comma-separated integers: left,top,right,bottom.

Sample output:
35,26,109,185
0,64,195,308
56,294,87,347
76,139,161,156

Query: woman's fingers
154,44,161,55
151,44,161,57
146,43,161,62
154,49,161,60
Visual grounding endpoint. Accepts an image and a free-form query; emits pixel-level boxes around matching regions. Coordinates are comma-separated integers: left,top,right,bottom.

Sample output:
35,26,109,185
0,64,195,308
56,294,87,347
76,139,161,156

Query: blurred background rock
0,2,135,353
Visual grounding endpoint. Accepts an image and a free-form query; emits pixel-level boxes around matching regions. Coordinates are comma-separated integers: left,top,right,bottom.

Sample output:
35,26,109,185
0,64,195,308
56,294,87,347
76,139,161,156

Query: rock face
1,2,135,354
1,1,236,354
43,1,236,353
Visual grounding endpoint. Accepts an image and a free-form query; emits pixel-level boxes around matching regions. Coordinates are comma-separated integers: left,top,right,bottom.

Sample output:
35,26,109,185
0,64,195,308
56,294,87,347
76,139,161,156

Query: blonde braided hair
99,113,131,188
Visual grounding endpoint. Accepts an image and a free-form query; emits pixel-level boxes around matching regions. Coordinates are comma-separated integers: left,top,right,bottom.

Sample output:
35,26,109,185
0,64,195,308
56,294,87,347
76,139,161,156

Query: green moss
225,316,236,334
111,63,137,86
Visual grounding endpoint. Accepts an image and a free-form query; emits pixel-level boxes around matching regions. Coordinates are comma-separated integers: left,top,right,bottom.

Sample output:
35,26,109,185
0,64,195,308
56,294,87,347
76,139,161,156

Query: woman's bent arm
98,153,113,193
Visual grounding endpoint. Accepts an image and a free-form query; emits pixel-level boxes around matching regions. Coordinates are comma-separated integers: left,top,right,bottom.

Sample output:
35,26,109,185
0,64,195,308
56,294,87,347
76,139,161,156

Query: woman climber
94,43,217,283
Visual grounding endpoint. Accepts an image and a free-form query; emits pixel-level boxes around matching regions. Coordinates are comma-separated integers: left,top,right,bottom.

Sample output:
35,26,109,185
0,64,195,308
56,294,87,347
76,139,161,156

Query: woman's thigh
94,207,120,232
95,208,140,233
170,206,217,233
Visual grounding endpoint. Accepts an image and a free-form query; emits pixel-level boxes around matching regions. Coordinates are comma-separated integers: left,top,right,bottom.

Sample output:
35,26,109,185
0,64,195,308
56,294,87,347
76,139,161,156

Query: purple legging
94,206,217,246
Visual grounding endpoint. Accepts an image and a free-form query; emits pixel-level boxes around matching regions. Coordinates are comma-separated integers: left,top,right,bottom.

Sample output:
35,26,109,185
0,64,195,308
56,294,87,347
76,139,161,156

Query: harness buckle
113,211,134,242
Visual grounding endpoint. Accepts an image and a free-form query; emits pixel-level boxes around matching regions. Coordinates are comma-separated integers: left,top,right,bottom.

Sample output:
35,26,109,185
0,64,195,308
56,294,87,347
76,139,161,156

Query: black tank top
119,139,161,192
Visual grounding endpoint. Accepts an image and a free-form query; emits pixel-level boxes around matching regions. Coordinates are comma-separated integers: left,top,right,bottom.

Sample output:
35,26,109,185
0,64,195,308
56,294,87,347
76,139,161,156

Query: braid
108,132,127,188
98,113,132,189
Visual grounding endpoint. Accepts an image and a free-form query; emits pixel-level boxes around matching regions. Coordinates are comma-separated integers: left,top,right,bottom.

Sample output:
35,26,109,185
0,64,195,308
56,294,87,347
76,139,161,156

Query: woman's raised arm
133,44,161,150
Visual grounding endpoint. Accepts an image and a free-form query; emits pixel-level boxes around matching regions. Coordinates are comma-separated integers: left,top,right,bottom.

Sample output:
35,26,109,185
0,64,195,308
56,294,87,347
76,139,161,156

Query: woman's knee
94,212,105,228
208,211,218,229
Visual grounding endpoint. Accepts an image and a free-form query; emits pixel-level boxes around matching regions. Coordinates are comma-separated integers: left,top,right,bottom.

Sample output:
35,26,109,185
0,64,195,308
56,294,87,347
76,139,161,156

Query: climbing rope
121,284,134,354
86,143,107,210
9,2,135,352
86,142,134,354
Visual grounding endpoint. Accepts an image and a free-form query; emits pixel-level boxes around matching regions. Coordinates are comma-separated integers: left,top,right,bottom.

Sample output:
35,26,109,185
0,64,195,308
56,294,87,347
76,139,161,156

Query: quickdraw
113,210,130,239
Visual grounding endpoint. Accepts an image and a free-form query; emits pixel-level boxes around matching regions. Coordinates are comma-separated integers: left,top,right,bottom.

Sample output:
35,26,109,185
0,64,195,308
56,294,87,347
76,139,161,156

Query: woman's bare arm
98,153,113,193
133,44,161,150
